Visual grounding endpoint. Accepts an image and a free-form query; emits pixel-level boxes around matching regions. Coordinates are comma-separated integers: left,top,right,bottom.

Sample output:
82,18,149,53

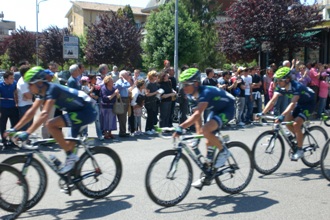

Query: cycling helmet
179,68,201,83
24,66,47,84
274,67,291,80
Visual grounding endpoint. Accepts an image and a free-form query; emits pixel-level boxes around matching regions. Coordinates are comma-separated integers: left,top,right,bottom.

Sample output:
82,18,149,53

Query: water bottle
49,154,62,168
285,131,294,141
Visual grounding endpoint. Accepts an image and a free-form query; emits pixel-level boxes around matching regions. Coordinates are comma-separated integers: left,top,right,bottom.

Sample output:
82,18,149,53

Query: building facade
65,1,149,36
0,11,15,42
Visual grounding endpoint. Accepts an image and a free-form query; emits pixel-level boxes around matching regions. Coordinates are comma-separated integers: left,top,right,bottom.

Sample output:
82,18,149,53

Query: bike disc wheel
215,142,254,194
0,164,29,220
252,130,285,175
145,150,193,207
2,155,47,211
75,146,122,198
302,126,328,167
321,139,330,181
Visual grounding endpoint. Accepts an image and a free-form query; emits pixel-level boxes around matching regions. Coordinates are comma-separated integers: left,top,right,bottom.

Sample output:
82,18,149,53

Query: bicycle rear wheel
75,146,122,198
321,139,330,181
215,142,254,194
0,163,29,220
2,155,47,211
145,150,193,207
301,126,328,167
252,130,285,175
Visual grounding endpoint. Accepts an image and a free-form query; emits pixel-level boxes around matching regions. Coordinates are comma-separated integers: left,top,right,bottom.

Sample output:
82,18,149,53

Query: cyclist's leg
47,116,75,151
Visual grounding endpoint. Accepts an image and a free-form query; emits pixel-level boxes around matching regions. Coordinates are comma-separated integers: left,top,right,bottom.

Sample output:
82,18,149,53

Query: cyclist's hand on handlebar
4,128,17,138
255,112,264,119
276,115,285,123
13,131,30,142
173,126,183,138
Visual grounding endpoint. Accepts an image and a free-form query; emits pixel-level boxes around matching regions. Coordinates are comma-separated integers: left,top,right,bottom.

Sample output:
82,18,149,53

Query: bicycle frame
18,137,101,193
168,134,238,181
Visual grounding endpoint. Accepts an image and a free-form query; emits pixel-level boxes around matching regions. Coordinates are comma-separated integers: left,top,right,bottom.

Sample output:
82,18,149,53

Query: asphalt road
1,120,330,220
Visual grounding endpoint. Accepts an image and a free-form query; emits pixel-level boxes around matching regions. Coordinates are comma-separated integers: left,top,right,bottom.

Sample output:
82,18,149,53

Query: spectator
144,70,160,134
178,65,190,124
89,74,103,140
235,67,246,126
67,64,82,90
100,76,119,139
0,71,19,147
164,60,171,69
317,72,330,118
97,64,109,85
16,65,33,131
131,79,146,136
168,67,177,127
296,64,311,86
251,66,263,116
132,69,143,82
263,67,274,107
203,68,218,87
159,70,177,128
111,66,119,83
114,70,132,137
241,67,253,123
309,62,322,108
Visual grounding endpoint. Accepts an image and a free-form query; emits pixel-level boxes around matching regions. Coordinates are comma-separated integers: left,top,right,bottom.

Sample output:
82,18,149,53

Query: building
0,11,15,42
65,1,149,36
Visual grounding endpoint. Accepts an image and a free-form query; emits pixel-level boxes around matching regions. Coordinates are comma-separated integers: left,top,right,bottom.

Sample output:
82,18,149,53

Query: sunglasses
274,78,287,83
182,82,194,87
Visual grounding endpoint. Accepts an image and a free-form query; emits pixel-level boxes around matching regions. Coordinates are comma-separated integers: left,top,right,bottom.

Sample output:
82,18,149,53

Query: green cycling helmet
179,68,201,83
24,66,47,84
274,67,291,80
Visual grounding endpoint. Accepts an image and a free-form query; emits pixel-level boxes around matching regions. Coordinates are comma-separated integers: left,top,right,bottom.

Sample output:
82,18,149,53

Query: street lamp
36,0,47,65
174,0,178,79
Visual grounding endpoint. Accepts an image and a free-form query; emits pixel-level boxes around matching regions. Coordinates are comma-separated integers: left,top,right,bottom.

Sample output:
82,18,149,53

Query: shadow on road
257,167,323,181
154,190,278,216
20,195,133,219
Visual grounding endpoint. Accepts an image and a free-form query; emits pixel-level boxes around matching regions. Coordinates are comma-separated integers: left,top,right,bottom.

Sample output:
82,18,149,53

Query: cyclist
5,66,97,174
173,68,235,188
257,66,315,161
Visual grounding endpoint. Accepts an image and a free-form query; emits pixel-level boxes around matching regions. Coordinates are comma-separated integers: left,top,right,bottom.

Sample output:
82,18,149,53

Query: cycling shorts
206,106,235,129
292,102,314,121
62,104,97,137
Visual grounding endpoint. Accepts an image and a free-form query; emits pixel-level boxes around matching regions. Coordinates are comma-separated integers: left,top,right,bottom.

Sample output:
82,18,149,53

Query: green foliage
0,52,11,70
117,5,136,24
142,0,202,70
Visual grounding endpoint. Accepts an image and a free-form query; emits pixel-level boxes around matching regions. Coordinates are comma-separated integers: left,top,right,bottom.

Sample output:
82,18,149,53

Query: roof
67,1,149,17
141,0,168,13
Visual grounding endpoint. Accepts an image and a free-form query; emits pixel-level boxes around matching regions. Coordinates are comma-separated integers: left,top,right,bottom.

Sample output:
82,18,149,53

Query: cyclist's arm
25,99,55,135
12,99,43,131
179,101,208,129
262,92,281,114
282,95,299,117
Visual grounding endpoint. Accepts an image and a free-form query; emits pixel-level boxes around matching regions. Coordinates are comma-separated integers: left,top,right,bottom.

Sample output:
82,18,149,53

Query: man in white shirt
16,65,33,131
241,67,253,123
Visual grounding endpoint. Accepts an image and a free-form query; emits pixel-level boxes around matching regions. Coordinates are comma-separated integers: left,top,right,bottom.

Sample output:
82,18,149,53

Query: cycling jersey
274,80,315,120
37,83,97,137
187,86,235,126
37,83,95,111
274,80,314,104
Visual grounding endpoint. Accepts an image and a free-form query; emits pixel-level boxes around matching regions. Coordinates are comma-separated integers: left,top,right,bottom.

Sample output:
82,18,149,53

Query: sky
0,0,150,32
0,0,318,32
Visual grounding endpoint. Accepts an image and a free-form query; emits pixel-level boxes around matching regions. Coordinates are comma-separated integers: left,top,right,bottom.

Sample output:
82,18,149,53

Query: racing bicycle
1,132,122,211
0,163,28,220
145,127,254,207
253,115,328,175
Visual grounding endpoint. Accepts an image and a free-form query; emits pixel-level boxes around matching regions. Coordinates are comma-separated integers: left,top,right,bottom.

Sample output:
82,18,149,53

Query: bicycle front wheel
0,163,29,220
321,139,330,181
145,150,193,207
215,142,254,194
302,125,328,167
75,146,122,198
252,130,285,175
2,155,47,211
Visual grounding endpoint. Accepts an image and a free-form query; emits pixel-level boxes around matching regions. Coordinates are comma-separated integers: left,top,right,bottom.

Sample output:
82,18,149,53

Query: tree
218,0,323,63
39,26,70,66
84,11,142,68
3,27,36,65
142,0,202,69
117,5,135,24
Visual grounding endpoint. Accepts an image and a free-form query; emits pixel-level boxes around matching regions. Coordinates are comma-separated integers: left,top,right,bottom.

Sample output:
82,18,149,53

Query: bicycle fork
166,150,182,180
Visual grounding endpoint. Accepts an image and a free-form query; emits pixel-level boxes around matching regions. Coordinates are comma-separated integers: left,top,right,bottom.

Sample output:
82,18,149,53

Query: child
131,80,146,136
318,72,330,118
81,76,90,94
